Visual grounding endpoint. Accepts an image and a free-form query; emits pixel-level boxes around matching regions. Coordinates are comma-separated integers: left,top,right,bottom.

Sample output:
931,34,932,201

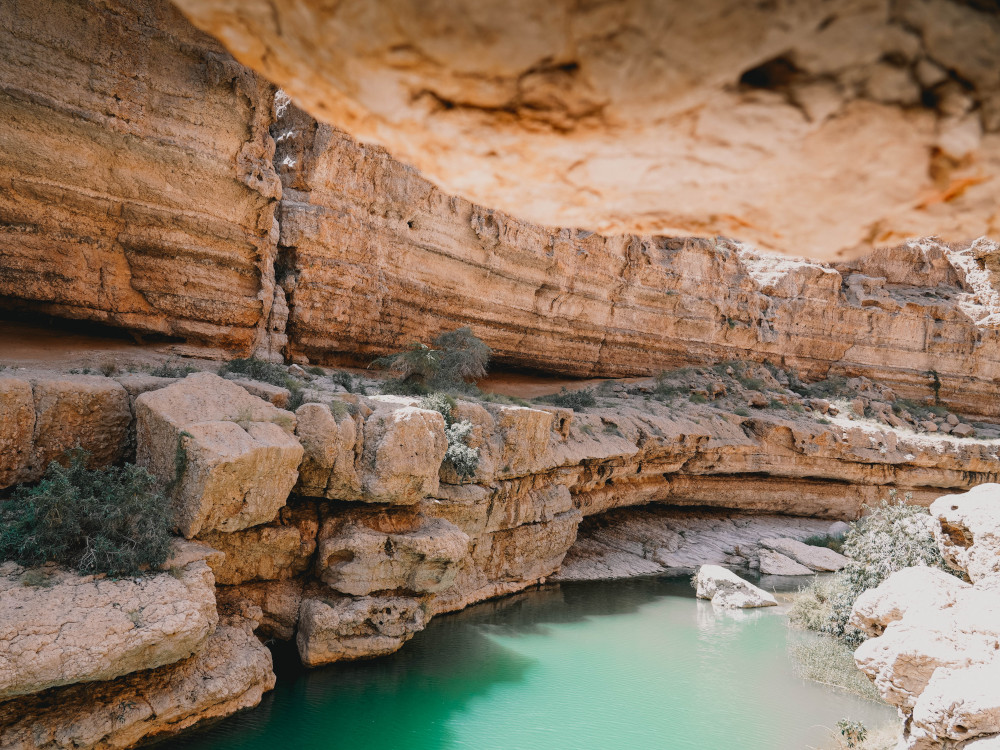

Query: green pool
170,576,895,750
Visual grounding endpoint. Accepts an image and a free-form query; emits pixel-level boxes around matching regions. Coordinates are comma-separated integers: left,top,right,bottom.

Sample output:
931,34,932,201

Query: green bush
537,387,596,411
420,392,458,423
0,451,173,576
219,357,305,409
149,360,197,378
372,327,491,393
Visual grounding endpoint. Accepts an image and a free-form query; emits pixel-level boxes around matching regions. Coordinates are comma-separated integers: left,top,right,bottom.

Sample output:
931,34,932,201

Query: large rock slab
0,621,274,750
758,549,814,576
316,507,470,596
695,565,777,608
296,595,426,666
174,0,1000,259
760,537,848,571
850,565,971,639
136,372,303,538
0,554,217,700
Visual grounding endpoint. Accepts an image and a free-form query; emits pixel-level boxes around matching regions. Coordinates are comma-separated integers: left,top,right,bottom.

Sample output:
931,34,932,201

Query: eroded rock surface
0,621,274,750
175,0,1000,258
0,557,217,700
296,595,426,666
136,373,302,537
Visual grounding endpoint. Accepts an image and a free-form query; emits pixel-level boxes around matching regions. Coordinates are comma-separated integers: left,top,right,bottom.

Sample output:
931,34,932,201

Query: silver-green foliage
0,450,173,577
791,492,960,646
444,421,479,479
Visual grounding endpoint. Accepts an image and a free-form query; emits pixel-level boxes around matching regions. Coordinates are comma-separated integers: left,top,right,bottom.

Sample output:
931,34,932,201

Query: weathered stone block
296,595,425,666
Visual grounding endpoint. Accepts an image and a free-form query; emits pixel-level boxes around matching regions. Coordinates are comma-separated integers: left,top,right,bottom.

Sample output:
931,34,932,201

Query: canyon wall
2,0,1000,423
0,0,282,356
276,105,1000,417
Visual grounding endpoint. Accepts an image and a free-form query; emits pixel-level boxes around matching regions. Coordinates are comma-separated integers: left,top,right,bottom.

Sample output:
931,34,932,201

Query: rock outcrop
0,621,274,750
173,0,1000,259
852,485,1000,749
136,373,303,538
0,0,282,354
695,565,777,608
0,555,217,700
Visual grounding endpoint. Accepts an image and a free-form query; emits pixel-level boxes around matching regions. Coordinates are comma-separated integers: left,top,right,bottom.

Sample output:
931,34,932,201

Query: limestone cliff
0,0,281,355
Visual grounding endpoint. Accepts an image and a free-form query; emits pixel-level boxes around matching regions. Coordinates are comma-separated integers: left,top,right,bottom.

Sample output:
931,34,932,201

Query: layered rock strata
0,0,281,354
852,484,1000,749
273,112,1000,417
173,0,1000,258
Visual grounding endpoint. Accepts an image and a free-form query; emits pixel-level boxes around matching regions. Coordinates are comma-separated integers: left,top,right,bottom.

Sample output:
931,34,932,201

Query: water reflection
168,576,895,750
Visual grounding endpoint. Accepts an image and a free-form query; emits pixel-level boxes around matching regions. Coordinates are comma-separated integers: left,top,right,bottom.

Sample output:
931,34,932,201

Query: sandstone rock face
760,537,848,572
295,400,447,504
0,622,274,750
216,580,304,641
0,0,281,354
199,503,319,585
136,373,303,538
316,507,470,596
695,565,777,609
268,116,1000,414
296,596,426,667
0,374,131,489
0,558,217,700
174,0,1000,259
852,484,1000,749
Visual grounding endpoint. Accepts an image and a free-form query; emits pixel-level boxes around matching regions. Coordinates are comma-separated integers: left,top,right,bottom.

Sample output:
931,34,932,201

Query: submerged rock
694,565,777,609
296,596,426,666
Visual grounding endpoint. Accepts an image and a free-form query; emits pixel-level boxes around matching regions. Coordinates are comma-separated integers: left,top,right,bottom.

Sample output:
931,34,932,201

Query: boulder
931,484,1000,582
358,399,448,504
758,549,814,576
0,555,217,700
296,596,426,666
294,402,363,499
136,373,303,538
850,566,971,638
0,622,275,750
912,661,1000,744
227,377,292,408
316,507,470,596
216,579,304,641
760,537,848,571
694,565,777,608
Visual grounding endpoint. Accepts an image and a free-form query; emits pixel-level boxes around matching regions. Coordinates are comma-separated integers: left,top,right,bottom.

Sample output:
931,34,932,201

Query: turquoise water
170,577,894,750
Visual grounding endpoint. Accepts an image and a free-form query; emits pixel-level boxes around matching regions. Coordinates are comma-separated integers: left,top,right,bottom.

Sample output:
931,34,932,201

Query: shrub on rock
0,450,172,576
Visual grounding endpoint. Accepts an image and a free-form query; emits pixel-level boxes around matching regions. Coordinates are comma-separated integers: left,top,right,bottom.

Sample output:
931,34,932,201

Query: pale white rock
758,549,814,576
913,661,1000,744
694,565,777,608
0,558,217,700
760,537,848,571
136,372,303,538
850,566,971,638
931,484,1000,582
296,596,426,666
